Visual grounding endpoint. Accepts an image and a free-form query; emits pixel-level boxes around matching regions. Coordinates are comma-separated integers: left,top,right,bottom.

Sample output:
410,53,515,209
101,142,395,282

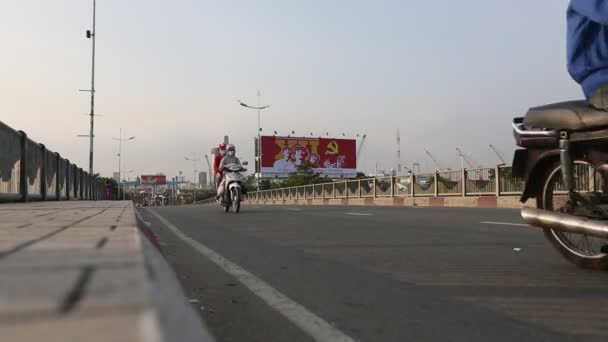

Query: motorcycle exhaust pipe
521,207,608,239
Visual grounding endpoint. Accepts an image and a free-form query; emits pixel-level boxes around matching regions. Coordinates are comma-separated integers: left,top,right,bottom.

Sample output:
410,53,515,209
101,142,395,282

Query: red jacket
213,154,223,175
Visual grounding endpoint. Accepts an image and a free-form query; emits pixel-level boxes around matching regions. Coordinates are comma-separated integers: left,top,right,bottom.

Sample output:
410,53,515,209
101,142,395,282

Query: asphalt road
139,205,608,342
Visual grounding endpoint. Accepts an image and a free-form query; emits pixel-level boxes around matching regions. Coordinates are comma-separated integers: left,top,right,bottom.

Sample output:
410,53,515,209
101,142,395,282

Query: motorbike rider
213,143,227,188
217,144,242,200
568,1,608,109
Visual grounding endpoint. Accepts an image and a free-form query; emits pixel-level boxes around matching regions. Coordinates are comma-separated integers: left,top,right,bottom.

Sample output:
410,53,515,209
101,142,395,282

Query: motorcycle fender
511,149,528,178
228,183,241,190
519,149,560,202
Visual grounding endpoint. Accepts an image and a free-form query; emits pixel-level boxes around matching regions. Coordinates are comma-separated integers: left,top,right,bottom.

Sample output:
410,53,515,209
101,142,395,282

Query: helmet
226,144,236,157
219,143,226,156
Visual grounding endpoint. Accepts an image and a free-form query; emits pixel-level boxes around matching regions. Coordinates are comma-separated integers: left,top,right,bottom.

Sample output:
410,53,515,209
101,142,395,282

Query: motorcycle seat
524,100,608,131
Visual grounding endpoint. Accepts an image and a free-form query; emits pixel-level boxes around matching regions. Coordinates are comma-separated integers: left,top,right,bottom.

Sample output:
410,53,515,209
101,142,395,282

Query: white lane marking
147,210,357,342
481,221,528,227
346,213,373,216
286,208,302,211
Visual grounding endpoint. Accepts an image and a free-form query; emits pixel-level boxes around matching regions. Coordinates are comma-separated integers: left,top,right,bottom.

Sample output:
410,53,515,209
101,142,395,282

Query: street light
237,90,271,192
204,155,213,188
78,0,97,176
112,129,135,201
185,154,202,203
121,169,135,200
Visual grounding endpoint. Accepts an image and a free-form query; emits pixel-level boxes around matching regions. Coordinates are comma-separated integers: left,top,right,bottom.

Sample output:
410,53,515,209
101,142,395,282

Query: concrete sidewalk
0,201,214,342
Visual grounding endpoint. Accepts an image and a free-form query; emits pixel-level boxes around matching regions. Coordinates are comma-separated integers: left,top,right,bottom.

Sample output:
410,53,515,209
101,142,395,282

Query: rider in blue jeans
568,1,608,109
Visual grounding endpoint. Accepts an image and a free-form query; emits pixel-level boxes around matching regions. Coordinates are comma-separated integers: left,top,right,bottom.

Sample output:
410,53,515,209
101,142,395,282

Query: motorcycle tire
538,160,608,270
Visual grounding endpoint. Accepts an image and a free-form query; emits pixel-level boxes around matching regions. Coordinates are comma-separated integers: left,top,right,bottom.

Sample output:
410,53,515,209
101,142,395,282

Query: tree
280,162,330,187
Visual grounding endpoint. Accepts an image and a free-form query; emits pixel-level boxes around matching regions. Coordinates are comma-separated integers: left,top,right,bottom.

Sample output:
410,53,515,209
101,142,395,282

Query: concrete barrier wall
0,120,105,203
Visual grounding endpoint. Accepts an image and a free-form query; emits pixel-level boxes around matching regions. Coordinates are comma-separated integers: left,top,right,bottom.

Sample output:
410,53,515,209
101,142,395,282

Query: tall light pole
185,154,202,203
112,129,135,201
237,91,271,192
204,155,213,188
122,169,135,200
79,0,97,176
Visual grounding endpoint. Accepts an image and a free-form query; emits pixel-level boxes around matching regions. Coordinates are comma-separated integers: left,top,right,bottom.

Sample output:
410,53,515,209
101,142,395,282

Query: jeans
589,84,608,110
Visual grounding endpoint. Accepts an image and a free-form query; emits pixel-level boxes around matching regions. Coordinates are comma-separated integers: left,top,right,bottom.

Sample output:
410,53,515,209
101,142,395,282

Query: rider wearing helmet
213,143,227,186
568,1,608,109
217,144,242,200
219,144,241,169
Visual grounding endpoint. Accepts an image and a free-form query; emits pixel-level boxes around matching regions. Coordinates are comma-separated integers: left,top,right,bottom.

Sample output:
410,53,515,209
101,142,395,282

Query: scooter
218,162,247,213
512,100,608,269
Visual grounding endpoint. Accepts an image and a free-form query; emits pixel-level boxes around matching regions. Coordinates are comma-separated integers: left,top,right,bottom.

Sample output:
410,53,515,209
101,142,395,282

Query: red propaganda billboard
141,175,167,185
260,136,357,178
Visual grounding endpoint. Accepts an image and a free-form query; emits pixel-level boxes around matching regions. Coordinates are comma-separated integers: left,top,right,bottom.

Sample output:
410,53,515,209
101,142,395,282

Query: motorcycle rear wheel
539,161,608,270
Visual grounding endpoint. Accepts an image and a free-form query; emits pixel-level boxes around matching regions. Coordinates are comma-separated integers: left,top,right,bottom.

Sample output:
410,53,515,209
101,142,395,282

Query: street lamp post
112,129,135,201
238,91,271,192
185,154,202,203
122,169,135,201
77,0,98,176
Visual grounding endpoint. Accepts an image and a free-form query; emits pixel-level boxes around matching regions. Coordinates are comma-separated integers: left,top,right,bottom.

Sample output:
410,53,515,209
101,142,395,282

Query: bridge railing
246,165,539,200
1,120,107,203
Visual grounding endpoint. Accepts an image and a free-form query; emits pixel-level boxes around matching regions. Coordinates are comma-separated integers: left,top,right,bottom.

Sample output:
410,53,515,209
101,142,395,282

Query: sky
0,0,581,180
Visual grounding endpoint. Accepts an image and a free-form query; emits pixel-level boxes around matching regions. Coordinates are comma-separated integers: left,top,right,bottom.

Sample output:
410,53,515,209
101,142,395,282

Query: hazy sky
1,0,581,180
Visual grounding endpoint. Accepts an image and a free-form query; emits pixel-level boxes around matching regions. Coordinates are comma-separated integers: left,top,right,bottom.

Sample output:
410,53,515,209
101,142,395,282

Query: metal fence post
65,160,71,200
495,165,500,196
410,174,415,198
19,131,29,202
79,169,84,200
373,178,377,198
40,144,47,201
344,181,348,198
391,176,395,197
462,168,466,197
434,171,439,197
55,153,61,201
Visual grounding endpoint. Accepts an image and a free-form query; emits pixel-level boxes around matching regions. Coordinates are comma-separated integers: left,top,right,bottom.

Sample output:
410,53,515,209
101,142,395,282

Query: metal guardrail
246,165,536,200
0,121,106,202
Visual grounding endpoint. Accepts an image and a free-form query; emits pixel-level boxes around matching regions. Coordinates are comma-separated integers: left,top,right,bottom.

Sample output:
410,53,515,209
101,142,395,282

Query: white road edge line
346,213,373,216
146,210,357,342
286,208,302,211
481,221,529,227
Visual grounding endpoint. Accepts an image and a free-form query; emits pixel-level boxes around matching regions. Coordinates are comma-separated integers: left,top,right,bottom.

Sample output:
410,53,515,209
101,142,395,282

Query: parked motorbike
512,100,608,269
218,162,247,213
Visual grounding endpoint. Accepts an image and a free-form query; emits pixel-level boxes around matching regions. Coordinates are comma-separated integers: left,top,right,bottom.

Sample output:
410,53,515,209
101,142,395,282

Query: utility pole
238,92,271,192
112,129,135,201
185,154,202,203
87,0,96,175
204,155,213,188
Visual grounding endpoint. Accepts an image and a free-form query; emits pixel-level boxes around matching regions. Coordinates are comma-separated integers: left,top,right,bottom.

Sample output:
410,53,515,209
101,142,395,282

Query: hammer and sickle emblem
325,141,339,155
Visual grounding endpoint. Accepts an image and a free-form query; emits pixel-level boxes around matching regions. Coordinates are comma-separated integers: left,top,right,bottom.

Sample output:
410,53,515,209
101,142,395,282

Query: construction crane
424,149,443,170
489,144,507,164
456,147,479,168
356,134,367,163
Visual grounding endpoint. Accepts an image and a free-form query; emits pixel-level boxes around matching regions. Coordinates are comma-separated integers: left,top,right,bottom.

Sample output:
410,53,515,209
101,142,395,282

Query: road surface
139,205,608,342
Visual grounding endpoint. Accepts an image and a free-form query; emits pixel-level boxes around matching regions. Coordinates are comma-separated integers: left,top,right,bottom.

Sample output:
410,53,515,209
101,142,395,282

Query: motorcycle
218,162,247,213
512,100,608,269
